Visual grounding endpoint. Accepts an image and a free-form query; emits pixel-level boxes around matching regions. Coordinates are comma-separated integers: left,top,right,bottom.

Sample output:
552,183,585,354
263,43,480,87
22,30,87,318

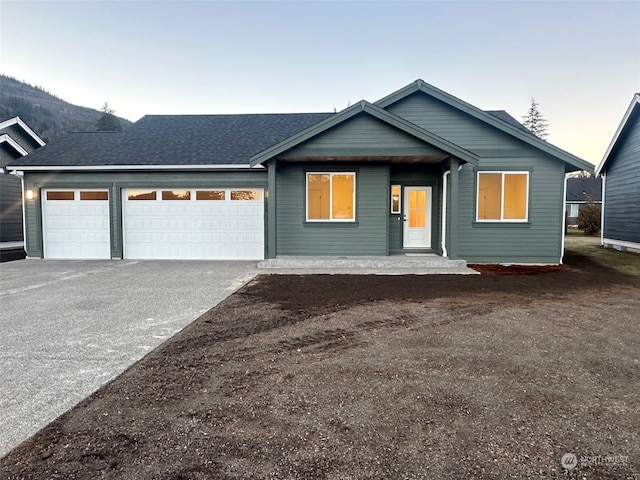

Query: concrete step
258,255,470,270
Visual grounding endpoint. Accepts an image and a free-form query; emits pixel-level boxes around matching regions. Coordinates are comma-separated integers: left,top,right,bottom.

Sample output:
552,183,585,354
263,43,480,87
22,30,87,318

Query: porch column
267,160,277,258
449,158,459,260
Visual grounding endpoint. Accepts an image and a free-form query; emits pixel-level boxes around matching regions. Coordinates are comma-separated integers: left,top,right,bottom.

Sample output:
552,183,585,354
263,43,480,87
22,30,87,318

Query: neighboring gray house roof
596,93,640,176
7,113,333,169
566,177,602,202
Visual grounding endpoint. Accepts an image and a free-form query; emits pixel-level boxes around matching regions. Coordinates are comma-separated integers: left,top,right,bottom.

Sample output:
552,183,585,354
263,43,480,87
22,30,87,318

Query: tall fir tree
522,98,549,140
96,102,123,132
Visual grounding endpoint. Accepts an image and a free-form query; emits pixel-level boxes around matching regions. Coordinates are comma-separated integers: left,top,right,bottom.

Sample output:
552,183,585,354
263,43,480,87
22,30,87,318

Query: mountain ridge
0,74,132,142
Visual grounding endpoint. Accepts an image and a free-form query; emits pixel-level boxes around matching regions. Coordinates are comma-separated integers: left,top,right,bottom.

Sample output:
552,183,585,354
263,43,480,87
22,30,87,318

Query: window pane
47,191,74,201
391,185,401,214
230,190,261,201
128,190,156,201
331,174,355,220
196,190,225,200
478,173,502,220
503,174,527,220
308,174,330,220
162,190,191,200
80,191,108,201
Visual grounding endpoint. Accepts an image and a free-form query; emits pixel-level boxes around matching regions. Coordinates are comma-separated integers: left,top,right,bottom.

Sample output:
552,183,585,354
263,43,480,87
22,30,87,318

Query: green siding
282,114,445,158
388,93,533,154
276,163,388,255
453,157,565,263
603,111,640,244
22,170,267,259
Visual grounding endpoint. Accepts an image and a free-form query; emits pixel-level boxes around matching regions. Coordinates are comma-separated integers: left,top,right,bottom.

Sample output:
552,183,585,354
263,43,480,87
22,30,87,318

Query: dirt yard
1,252,638,479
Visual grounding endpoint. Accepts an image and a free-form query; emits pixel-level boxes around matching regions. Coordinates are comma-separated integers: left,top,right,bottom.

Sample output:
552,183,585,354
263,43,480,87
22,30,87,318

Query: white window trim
476,171,529,222
305,172,356,222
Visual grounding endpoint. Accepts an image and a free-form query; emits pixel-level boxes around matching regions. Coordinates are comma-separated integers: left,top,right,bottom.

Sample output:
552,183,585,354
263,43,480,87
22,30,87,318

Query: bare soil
1,252,639,479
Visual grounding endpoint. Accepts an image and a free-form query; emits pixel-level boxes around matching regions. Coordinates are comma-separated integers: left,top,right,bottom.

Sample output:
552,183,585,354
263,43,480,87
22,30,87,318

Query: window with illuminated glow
306,172,355,221
390,185,401,214
477,172,529,221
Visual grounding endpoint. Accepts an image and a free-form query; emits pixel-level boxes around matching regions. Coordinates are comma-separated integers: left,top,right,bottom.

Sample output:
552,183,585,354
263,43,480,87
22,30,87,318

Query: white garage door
42,190,111,259
122,188,264,260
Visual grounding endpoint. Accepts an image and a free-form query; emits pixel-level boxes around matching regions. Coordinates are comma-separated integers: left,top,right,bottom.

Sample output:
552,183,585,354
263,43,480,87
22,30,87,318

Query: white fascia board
6,164,263,172
0,134,29,156
596,94,640,176
0,117,46,146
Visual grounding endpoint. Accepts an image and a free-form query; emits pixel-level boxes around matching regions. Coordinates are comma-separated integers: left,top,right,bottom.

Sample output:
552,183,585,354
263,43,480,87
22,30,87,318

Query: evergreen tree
96,102,123,132
522,98,549,140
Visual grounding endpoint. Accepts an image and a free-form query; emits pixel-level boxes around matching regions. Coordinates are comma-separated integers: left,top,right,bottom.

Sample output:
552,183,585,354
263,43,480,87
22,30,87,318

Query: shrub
577,196,601,236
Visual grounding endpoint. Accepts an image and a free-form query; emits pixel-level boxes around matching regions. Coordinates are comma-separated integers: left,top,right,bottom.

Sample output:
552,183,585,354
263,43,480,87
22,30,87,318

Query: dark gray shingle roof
485,110,528,131
566,177,602,202
10,113,334,167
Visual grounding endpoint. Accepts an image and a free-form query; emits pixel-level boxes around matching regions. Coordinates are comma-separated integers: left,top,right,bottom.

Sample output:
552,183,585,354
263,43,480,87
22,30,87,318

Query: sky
1,1,639,166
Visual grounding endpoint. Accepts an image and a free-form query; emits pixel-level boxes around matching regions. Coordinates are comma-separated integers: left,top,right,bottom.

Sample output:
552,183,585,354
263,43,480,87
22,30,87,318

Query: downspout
560,174,568,264
600,173,606,246
441,169,450,257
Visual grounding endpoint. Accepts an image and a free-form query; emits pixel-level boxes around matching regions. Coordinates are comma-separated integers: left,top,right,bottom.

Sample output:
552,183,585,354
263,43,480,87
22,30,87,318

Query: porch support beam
449,158,460,260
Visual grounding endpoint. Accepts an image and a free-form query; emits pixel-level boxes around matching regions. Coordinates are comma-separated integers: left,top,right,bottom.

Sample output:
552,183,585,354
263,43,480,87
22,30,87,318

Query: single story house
595,93,640,251
0,116,46,261
7,80,593,263
565,177,602,227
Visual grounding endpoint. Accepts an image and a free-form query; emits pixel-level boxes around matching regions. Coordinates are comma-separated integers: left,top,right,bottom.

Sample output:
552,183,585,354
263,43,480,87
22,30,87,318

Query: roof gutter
6,164,263,172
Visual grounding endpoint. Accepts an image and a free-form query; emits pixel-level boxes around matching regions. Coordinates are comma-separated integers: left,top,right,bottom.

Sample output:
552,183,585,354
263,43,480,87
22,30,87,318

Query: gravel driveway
0,259,257,457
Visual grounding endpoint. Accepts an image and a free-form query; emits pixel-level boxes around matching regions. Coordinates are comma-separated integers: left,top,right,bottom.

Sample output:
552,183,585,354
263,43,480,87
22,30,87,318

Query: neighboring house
7,80,593,264
0,117,45,261
596,93,640,251
565,177,602,227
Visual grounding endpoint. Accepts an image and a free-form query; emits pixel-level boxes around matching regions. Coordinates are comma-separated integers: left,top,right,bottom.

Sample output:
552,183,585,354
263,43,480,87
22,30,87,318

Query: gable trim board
9,79,593,264
596,93,640,176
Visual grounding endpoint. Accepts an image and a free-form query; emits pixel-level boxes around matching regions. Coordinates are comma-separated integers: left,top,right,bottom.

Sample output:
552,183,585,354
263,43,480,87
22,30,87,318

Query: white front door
403,186,432,249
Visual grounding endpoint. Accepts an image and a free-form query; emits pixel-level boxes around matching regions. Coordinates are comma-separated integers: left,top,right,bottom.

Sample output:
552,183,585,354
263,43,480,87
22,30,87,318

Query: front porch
257,254,479,275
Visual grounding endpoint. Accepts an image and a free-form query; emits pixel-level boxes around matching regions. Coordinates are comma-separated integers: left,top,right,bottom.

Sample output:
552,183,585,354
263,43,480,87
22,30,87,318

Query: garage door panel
123,188,264,260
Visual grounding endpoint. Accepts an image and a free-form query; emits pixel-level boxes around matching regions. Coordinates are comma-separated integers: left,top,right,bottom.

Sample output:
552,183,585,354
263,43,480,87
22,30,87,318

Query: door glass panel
162,190,191,200
80,191,108,201
47,191,75,201
196,190,225,200
128,190,157,201
408,190,426,227
230,190,261,201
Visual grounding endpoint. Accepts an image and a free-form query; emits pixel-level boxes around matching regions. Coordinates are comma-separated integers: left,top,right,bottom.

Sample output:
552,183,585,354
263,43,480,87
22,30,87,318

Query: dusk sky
2,1,639,166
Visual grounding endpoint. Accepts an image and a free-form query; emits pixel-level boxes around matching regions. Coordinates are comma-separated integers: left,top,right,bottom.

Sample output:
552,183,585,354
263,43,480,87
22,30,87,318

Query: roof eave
6,164,263,172
595,94,640,177
0,116,46,147
0,134,29,156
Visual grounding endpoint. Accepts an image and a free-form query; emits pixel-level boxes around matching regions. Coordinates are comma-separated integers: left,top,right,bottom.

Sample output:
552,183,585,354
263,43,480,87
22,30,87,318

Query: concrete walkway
0,260,258,458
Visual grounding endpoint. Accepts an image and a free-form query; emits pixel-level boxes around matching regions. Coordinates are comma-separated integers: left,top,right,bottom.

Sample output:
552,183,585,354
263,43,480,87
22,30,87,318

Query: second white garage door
122,188,264,260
